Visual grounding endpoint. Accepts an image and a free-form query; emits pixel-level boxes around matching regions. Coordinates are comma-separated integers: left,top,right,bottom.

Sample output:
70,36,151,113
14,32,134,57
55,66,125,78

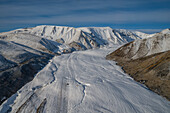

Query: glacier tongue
1,45,169,113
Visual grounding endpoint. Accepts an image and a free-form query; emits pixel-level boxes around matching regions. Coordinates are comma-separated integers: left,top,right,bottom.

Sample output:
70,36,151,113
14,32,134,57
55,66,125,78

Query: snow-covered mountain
106,29,170,61
0,25,153,54
0,26,170,113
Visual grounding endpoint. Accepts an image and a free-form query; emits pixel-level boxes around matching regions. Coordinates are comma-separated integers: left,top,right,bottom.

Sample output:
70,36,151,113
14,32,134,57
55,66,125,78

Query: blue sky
0,0,170,33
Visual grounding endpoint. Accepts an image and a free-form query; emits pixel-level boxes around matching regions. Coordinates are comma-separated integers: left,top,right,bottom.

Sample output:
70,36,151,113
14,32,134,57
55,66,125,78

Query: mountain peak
160,28,170,34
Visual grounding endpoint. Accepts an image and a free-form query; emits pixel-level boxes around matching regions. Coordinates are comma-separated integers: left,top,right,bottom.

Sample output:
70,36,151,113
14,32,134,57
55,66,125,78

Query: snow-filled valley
1,45,170,113
0,26,170,113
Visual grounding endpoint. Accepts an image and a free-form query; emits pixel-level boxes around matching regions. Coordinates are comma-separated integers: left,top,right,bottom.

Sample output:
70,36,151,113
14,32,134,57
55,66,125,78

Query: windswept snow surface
0,45,169,113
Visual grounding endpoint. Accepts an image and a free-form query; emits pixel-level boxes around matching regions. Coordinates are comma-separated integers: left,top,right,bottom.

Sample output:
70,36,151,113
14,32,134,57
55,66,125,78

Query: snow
0,33,49,54
0,25,152,55
130,30,155,39
160,28,170,34
0,26,170,113
0,40,39,64
79,27,145,45
0,54,17,71
131,33,170,59
0,45,169,113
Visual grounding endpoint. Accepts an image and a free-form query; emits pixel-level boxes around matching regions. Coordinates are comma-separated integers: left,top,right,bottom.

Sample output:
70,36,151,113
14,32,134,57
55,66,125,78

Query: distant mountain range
1,25,153,54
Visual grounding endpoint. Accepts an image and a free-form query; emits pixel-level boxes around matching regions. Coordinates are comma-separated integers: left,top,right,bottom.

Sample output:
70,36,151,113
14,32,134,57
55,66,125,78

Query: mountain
106,29,170,61
0,26,169,113
0,25,148,105
1,25,153,54
106,29,170,100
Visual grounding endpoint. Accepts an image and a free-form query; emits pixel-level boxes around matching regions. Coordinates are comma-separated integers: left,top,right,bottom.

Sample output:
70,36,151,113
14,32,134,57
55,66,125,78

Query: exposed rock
0,55,52,104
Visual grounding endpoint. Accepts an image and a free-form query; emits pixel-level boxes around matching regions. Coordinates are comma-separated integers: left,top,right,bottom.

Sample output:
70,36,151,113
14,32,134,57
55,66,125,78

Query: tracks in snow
1,49,170,113
66,53,86,110
56,77,69,113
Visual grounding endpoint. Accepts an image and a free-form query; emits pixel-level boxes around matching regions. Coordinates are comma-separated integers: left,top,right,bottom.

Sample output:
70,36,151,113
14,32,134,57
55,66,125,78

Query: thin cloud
0,0,170,32
1,9,170,24
129,29,164,34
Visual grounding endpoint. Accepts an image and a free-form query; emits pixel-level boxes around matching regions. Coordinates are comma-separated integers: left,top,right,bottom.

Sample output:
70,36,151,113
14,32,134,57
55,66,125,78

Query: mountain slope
106,29,170,100
106,32,170,61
